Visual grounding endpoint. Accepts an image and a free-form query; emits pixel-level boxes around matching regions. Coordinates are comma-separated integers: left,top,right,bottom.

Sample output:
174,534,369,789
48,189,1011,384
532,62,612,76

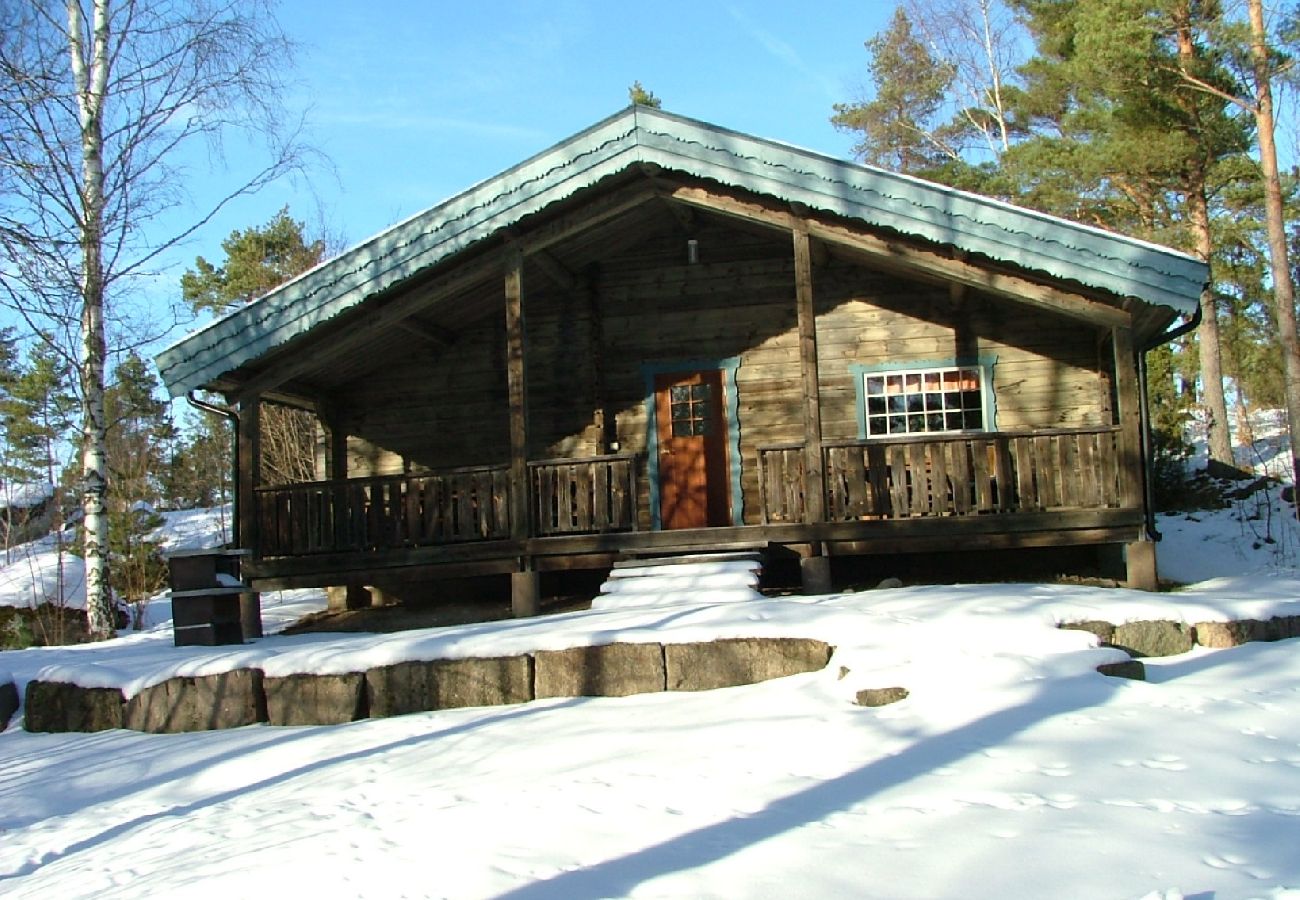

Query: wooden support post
800,555,833,595
794,226,825,525
584,269,611,453
1124,540,1158,591
512,569,540,617
1112,327,1144,518
237,394,262,557
504,247,530,540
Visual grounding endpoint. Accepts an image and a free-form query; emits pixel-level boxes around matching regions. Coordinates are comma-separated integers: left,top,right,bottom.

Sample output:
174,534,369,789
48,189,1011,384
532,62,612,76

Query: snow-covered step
591,552,764,610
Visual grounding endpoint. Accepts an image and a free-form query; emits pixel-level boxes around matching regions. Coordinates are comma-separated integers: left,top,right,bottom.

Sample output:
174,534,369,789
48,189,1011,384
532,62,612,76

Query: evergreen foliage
628,81,662,108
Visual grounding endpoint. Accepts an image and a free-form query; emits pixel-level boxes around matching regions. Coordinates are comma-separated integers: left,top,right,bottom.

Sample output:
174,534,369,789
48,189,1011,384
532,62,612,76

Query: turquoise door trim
643,358,743,530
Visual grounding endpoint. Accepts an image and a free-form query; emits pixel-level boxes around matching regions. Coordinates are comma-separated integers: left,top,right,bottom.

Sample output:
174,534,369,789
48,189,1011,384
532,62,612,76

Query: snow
1,504,1300,897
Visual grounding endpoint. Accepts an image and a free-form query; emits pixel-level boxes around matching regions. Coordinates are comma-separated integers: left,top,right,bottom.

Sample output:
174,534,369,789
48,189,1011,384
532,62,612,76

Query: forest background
0,0,1298,639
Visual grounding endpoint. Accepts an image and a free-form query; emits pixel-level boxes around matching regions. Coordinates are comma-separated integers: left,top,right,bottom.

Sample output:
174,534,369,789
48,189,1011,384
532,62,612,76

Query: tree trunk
1175,12,1233,467
70,0,114,639
1248,0,1300,494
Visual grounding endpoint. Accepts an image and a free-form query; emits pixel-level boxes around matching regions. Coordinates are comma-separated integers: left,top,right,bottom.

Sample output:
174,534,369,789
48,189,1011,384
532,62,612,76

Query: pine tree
180,208,326,487
832,7,959,172
103,352,174,627
2,344,77,606
181,207,326,317
628,81,662,108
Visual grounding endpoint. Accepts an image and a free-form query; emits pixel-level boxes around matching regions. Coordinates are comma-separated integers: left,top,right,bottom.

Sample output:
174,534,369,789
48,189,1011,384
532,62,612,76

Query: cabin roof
156,106,1207,398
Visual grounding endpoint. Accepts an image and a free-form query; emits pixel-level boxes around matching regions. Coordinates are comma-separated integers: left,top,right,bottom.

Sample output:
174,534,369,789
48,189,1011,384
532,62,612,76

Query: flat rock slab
855,686,909,707
665,638,833,691
1110,621,1194,658
367,655,533,717
535,643,665,698
124,669,266,733
265,672,367,726
1097,660,1146,680
0,681,18,731
24,681,124,733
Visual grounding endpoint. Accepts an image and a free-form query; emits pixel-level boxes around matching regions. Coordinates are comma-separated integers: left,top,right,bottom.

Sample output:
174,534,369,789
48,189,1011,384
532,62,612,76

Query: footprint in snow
1142,754,1188,771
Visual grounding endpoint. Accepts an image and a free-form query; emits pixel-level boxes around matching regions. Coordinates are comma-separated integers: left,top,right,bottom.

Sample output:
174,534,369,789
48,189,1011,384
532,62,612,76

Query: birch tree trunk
1247,0,1300,492
69,0,114,639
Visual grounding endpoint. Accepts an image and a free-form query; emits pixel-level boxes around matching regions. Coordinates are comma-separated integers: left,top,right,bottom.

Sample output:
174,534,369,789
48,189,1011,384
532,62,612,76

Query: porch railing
255,453,637,556
257,464,512,556
529,453,637,536
758,427,1124,524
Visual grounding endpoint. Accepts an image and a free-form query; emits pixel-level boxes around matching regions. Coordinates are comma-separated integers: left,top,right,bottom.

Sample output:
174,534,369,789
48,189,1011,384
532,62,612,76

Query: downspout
186,391,240,548
1137,303,1203,541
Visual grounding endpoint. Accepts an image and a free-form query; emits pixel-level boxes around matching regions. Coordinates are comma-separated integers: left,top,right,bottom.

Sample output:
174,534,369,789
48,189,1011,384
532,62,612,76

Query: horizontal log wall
320,213,1116,532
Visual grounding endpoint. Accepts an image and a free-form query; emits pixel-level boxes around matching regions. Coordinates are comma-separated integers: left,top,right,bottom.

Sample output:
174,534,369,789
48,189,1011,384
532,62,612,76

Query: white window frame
853,359,997,440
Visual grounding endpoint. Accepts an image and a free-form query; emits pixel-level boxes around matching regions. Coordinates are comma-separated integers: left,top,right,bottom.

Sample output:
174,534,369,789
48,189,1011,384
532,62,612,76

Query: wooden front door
654,370,730,530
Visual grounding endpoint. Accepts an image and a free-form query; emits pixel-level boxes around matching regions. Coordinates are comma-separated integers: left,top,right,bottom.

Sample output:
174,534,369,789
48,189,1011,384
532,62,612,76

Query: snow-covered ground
1,497,1299,898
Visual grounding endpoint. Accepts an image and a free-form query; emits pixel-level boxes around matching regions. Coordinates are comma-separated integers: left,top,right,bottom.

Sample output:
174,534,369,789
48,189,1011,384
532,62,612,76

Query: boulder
1059,620,1116,644
534,643,665,698
1110,621,1194,658
24,680,124,733
1268,615,1300,640
265,672,367,726
1194,620,1268,649
854,686,909,707
664,638,833,692
123,668,266,733
366,655,532,717
0,680,18,731
1096,660,1146,680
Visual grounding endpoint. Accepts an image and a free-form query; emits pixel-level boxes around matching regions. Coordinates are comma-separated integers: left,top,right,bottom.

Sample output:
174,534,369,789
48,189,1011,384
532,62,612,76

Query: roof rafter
668,183,1132,329
231,183,660,401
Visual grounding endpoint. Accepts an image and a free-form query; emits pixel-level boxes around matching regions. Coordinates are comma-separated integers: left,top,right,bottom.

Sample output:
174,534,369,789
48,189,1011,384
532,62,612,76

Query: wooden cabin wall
814,268,1110,444
326,214,1113,532
336,312,509,478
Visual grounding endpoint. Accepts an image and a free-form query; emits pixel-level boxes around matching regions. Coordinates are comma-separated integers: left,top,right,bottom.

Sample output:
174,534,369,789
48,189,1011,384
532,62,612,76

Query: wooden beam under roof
668,183,1132,329
231,183,660,402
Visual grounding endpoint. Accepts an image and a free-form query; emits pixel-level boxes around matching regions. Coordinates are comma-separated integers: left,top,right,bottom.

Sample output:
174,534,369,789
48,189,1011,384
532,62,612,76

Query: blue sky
180,1,897,264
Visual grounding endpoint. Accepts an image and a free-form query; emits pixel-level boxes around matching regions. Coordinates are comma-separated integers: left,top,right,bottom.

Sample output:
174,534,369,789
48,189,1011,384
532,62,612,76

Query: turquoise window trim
642,357,744,530
850,355,999,439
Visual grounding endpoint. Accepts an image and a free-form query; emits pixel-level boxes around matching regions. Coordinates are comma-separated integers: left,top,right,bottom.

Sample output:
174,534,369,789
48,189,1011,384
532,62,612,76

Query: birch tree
0,0,304,638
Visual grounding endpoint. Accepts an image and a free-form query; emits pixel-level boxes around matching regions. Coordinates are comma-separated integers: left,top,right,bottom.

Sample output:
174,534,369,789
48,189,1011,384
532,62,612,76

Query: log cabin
156,107,1206,613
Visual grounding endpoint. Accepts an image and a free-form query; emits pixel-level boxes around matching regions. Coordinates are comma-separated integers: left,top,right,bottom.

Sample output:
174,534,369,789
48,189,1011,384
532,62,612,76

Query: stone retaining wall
1066,614,1300,683
1063,615,1300,658
22,638,834,735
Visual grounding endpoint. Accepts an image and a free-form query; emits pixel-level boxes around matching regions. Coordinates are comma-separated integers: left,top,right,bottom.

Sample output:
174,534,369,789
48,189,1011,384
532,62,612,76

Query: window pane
863,365,987,437
670,386,688,402
692,383,711,402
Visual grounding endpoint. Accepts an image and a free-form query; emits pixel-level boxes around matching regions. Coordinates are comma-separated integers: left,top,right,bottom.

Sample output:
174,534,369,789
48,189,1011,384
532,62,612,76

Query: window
860,364,989,438
669,382,713,437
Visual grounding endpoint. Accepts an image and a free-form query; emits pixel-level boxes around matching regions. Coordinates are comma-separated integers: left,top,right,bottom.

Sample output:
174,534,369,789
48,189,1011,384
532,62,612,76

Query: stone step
601,572,761,594
611,550,764,569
